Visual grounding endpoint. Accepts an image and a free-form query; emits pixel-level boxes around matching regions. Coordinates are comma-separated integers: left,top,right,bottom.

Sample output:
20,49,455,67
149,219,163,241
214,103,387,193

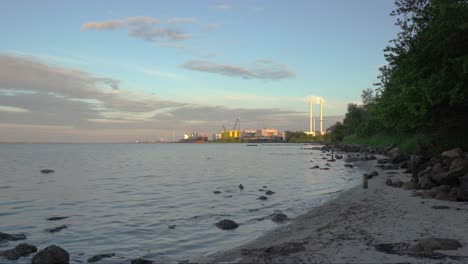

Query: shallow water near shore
0,143,362,263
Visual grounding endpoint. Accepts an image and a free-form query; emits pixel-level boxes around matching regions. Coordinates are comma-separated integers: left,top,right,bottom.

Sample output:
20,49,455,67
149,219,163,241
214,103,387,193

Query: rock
0,243,37,260
436,185,452,193
441,148,464,159
32,245,69,264
0,232,26,242
418,175,436,190
45,225,68,233
265,190,275,195
262,186,267,188
377,158,389,164
434,193,452,201
327,159,335,162
168,225,176,229
431,205,450,209
310,165,319,169
40,169,55,174
238,184,244,190
422,190,440,199
456,188,468,201
258,196,268,200
258,188,264,191
213,191,221,194
47,216,68,221
447,158,468,180
383,164,399,170
392,180,404,188
320,168,330,170
131,259,153,264
385,179,393,186
215,219,239,230
344,164,353,168
449,188,459,200
409,237,462,254
87,253,115,263
388,147,401,160
271,213,288,223
402,181,419,190
460,174,468,190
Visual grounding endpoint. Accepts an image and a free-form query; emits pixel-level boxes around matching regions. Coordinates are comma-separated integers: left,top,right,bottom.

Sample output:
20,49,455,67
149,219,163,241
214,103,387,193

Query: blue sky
0,1,399,142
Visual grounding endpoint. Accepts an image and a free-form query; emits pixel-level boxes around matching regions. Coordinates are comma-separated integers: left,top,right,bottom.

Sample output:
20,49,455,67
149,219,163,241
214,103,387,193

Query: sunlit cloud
181,59,296,80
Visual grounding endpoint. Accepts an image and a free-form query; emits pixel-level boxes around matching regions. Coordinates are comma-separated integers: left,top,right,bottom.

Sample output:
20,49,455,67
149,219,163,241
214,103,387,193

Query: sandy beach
210,158,468,264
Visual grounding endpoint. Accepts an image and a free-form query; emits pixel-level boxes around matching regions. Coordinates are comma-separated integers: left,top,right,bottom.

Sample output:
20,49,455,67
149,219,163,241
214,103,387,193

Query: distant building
221,130,241,140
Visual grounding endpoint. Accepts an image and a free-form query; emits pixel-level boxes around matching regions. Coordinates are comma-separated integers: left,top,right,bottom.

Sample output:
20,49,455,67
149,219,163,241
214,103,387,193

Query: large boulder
427,163,454,185
32,245,69,264
441,148,464,159
448,158,468,179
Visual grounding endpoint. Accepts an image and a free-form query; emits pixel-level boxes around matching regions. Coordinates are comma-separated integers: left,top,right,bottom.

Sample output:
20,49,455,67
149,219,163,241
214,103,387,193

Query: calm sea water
0,143,362,263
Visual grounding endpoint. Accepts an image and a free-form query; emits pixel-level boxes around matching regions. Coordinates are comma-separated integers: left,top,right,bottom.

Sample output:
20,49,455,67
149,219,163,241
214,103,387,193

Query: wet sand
210,159,468,264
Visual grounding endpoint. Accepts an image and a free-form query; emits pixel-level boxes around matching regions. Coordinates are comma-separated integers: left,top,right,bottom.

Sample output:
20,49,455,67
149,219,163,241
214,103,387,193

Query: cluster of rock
407,148,468,201
323,144,468,202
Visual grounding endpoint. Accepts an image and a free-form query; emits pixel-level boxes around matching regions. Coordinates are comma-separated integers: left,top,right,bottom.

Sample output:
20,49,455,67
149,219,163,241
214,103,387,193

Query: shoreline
208,157,468,263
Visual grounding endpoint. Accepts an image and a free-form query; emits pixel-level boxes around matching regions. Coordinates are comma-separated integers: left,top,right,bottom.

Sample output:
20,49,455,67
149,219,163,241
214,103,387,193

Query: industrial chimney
319,98,323,135
309,98,313,134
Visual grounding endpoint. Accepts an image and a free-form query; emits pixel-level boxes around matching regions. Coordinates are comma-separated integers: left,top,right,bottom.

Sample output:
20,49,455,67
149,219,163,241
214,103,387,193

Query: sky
0,0,399,142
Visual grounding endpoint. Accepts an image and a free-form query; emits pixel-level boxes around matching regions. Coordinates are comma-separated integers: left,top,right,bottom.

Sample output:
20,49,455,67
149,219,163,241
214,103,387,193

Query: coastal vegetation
326,0,468,154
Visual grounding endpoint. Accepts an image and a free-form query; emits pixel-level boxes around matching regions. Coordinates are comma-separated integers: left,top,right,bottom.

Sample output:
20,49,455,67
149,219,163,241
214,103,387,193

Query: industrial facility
306,97,325,136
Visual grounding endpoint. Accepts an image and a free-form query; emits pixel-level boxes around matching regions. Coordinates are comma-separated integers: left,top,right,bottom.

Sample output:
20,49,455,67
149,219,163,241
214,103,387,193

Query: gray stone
448,158,468,179
456,188,468,201
402,181,419,190
47,216,68,221
0,243,37,260
40,169,55,174
215,219,239,230
238,184,244,190
32,245,69,264
434,193,452,201
0,232,26,242
392,180,404,188
387,147,400,159
435,185,452,193
213,191,221,194
45,225,68,234
258,196,268,200
449,188,459,201
271,213,288,223
441,148,464,159
131,259,153,264
409,237,462,254
344,164,353,168
418,175,436,190
87,253,115,263
265,190,275,195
